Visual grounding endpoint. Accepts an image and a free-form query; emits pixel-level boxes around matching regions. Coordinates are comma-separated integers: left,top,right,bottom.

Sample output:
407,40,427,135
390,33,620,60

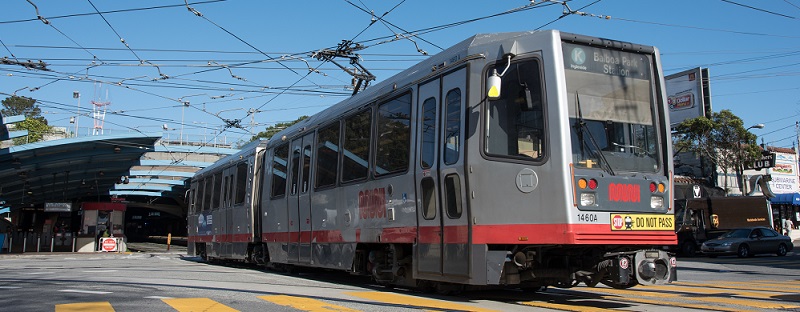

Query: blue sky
1,1,798,148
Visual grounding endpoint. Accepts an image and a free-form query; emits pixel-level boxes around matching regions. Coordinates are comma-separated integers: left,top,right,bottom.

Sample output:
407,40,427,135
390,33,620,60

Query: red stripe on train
247,223,677,245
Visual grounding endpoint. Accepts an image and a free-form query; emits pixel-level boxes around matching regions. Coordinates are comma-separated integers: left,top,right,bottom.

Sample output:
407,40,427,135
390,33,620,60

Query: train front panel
466,30,675,288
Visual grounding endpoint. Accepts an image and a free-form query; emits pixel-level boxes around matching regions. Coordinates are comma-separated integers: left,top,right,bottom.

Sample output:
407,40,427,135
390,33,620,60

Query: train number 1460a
577,213,598,222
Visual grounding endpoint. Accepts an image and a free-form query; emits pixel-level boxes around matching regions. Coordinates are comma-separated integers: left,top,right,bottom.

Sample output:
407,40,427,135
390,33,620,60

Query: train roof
266,29,656,146
192,139,267,179
265,30,549,145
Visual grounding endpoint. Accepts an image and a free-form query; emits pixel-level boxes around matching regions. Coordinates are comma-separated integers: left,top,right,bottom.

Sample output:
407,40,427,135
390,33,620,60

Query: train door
223,168,234,258
415,68,469,277
287,133,315,264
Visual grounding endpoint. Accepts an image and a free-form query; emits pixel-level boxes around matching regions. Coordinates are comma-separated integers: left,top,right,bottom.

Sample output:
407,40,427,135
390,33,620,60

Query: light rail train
187,29,677,292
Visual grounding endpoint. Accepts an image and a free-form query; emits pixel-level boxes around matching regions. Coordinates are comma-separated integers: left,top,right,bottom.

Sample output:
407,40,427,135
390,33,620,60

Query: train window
224,175,231,207
444,174,462,218
421,177,436,220
302,145,312,193
315,122,340,189
420,97,436,169
564,42,659,173
203,178,212,212
444,88,461,165
342,109,371,183
291,145,301,195
270,144,289,198
212,172,222,209
375,92,411,176
486,60,545,161
203,176,214,211
234,163,247,205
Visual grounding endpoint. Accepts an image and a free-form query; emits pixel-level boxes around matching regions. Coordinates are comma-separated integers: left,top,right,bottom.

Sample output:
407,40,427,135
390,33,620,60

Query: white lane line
82,270,119,273
25,272,54,275
0,286,21,289
59,289,113,295
145,296,174,299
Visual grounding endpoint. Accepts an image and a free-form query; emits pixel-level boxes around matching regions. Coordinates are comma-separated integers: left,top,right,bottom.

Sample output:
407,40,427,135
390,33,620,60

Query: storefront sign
44,202,72,212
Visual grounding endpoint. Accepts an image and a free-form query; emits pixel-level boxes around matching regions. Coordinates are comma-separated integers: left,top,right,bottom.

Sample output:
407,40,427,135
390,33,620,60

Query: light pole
73,91,80,137
740,123,765,195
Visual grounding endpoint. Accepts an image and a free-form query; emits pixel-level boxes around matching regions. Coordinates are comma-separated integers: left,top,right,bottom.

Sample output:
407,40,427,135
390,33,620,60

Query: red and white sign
612,215,624,230
100,237,118,252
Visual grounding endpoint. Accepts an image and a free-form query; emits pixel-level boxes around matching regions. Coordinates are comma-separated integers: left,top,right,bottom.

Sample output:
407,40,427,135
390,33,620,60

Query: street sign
100,237,118,252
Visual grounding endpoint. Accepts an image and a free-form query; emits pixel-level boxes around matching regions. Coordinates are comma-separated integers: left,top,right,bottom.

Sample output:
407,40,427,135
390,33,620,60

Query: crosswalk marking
258,295,359,312
55,302,115,312
162,298,239,312
677,282,797,293
346,291,500,312
565,287,752,312
586,284,800,309
47,279,800,312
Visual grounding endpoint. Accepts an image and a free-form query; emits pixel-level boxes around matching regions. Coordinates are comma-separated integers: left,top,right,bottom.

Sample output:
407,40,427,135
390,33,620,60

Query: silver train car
188,30,677,291
187,139,267,262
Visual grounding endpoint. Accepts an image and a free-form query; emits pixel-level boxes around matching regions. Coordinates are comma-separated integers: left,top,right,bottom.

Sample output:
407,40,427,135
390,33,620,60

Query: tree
673,109,760,193
250,115,308,142
1,95,52,145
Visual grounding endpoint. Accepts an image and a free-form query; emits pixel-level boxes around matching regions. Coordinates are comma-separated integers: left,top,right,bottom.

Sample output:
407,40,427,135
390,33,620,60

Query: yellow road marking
346,291,499,312
671,281,800,295
646,284,778,299
519,300,616,312
162,298,238,312
598,294,751,312
55,302,115,312
258,295,359,312
581,285,800,310
574,287,753,312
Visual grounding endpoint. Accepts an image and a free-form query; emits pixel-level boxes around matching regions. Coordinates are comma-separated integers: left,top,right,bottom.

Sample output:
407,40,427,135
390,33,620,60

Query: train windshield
563,42,661,174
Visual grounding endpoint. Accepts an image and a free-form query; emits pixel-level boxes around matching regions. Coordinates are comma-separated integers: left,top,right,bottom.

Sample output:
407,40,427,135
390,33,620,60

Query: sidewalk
791,230,800,246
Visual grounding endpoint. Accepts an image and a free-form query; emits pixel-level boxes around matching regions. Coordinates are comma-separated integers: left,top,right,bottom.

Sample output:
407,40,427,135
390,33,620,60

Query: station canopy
0,133,162,210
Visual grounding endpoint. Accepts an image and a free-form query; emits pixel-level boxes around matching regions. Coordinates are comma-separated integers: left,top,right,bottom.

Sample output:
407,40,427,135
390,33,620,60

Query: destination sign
563,42,651,80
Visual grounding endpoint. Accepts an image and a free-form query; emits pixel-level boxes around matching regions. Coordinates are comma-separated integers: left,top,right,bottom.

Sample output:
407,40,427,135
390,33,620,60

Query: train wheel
600,279,638,289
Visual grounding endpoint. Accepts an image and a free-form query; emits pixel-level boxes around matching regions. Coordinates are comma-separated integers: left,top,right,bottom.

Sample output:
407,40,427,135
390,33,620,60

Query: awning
770,193,800,205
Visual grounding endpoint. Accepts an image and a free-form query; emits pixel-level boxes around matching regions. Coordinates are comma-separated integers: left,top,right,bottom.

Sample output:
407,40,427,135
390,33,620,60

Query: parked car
701,226,793,258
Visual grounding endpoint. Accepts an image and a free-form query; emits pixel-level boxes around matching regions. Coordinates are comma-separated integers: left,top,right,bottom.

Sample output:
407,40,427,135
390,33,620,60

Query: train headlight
580,193,596,206
650,196,664,209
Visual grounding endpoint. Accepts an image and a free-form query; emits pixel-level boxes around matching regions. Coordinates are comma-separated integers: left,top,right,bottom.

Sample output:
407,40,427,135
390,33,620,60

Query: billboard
665,67,710,127
768,151,799,194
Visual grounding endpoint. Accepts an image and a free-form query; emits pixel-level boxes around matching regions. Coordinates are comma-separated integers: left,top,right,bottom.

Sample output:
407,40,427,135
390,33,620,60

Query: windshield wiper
573,92,615,176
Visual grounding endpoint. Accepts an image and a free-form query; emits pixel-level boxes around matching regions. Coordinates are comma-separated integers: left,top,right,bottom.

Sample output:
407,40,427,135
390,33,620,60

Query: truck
674,196,773,256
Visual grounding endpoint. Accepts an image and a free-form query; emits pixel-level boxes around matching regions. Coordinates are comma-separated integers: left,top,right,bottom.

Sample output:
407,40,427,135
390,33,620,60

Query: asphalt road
1,248,799,311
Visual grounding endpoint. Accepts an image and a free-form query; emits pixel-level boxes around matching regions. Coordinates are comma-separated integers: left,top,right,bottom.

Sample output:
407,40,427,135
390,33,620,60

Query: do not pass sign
100,237,118,252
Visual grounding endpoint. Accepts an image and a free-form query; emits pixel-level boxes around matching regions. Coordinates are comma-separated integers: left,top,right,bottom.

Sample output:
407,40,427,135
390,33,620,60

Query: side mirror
487,70,502,100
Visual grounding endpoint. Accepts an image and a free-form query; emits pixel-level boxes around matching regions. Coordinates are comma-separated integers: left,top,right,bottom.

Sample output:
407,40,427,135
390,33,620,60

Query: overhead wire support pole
312,40,376,96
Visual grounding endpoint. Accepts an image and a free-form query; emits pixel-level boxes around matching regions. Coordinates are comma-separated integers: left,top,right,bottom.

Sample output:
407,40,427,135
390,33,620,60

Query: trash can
0,233,5,253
